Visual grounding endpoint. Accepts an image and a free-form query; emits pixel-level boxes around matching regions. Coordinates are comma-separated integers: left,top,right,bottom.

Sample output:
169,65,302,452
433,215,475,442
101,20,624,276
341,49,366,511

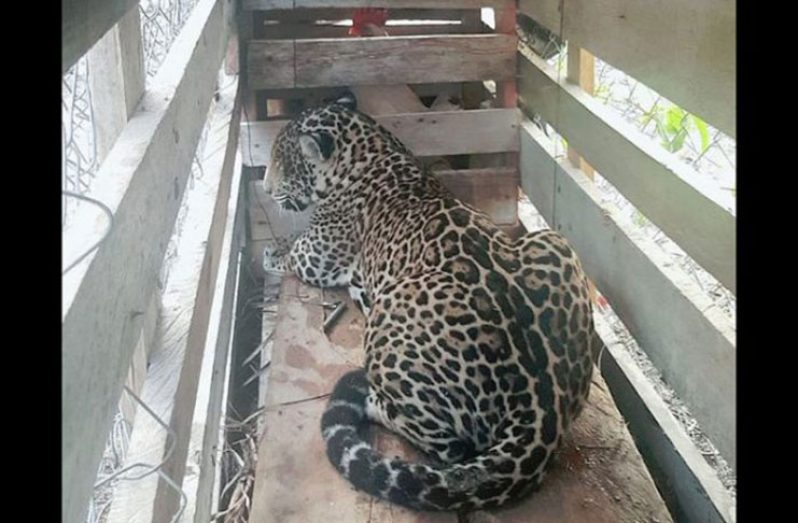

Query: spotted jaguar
262,94,602,511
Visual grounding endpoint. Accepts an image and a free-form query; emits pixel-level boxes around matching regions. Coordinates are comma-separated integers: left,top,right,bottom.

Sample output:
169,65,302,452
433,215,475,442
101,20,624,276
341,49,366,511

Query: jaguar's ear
299,131,335,162
335,91,357,111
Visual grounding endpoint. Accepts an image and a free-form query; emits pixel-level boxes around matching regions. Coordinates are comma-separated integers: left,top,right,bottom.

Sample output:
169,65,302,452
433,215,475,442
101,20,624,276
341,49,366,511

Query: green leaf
655,120,670,146
692,115,710,153
665,106,688,135
669,128,688,153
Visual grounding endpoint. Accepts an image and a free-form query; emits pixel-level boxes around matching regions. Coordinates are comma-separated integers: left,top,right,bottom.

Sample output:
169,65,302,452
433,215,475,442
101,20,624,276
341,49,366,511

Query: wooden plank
181,153,246,523
247,34,516,89
87,6,144,162
519,120,736,469
519,51,736,293
240,108,520,165
62,0,138,73
435,167,518,226
61,1,234,521
107,77,242,523
518,0,735,137
250,277,671,522
245,0,504,9
592,315,735,523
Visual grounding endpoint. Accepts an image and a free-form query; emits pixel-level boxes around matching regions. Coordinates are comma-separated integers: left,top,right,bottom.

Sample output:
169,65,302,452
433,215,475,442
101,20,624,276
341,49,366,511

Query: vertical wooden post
495,1,518,111
565,44,599,303
459,10,485,110
239,9,261,120
566,46,595,179
88,5,144,162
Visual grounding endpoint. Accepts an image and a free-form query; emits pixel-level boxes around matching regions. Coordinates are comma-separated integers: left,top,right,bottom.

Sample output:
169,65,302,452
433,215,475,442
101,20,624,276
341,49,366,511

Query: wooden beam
61,1,234,521
592,315,735,523
107,77,242,523
62,0,139,73
519,121,735,469
519,51,735,293
180,154,245,523
247,34,516,89
244,0,505,9
240,108,520,165
518,0,735,137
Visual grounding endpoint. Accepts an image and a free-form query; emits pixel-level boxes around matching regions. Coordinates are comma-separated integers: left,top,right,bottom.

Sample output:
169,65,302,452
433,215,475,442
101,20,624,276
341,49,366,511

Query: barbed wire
62,55,99,227
140,0,200,78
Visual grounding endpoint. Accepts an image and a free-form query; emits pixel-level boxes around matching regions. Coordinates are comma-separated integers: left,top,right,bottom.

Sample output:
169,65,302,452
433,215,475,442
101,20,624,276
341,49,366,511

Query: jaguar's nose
262,175,272,195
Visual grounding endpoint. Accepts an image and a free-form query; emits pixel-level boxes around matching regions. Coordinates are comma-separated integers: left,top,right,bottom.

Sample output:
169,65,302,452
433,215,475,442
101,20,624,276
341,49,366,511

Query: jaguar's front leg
262,236,296,274
264,228,357,289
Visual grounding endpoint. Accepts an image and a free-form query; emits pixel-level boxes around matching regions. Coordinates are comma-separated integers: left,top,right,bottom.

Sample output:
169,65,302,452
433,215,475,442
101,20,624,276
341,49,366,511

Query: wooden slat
180,153,245,523
247,34,516,89
519,120,735,469
245,0,504,9
61,1,234,521
591,315,735,523
240,108,520,165
518,0,735,137
107,77,242,523
62,0,138,73
519,51,736,293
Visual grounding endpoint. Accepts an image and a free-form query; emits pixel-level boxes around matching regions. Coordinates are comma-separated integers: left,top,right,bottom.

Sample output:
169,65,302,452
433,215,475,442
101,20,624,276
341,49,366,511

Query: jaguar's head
263,93,359,211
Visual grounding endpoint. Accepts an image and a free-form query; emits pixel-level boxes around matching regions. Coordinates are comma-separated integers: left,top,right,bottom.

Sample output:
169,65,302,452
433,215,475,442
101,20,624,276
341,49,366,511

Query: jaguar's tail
320,369,552,511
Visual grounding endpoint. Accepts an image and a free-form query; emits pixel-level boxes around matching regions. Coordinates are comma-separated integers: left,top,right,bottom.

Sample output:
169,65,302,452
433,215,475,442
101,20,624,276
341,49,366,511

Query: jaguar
261,94,602,511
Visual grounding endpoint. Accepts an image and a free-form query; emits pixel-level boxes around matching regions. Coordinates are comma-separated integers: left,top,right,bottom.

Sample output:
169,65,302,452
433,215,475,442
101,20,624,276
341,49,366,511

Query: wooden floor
249,276,673,522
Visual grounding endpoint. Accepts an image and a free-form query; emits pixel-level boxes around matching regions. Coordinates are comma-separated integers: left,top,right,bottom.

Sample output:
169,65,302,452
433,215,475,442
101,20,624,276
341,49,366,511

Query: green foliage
643,104,711,154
